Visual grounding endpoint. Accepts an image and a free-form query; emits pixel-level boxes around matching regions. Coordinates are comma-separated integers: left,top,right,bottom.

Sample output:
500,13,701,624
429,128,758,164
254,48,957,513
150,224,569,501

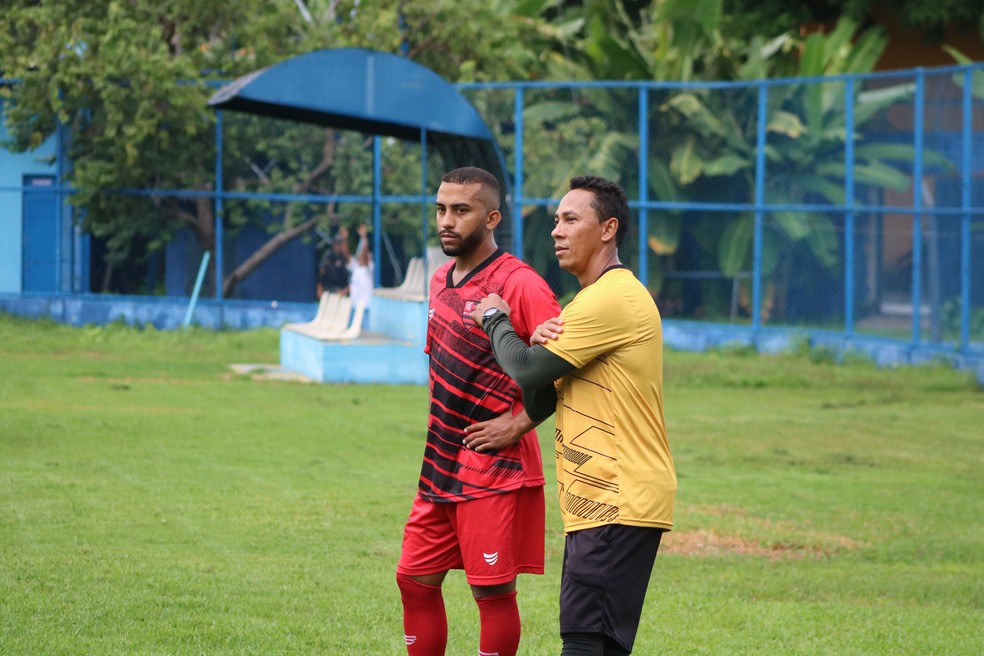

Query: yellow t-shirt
543,267,676,533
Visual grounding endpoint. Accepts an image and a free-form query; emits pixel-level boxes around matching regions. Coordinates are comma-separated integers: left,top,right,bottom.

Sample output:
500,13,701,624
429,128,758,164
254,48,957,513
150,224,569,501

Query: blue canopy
208,48,511,238
209,48,495,143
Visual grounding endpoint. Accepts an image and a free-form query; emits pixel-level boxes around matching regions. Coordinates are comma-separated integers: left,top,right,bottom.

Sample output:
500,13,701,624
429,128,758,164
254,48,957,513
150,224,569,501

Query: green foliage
0,0,556,296
723,0,984,44
2,0,976,304
940,297,984,342
479,3,960,322
641,14,955,320
0,1,308,292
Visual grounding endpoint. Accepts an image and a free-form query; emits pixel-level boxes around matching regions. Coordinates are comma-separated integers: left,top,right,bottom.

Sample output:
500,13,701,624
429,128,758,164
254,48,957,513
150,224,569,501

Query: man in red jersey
396,167,561,656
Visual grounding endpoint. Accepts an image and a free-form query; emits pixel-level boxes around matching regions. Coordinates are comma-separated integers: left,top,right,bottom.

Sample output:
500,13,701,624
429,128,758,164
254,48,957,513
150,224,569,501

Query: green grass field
1,313,982,655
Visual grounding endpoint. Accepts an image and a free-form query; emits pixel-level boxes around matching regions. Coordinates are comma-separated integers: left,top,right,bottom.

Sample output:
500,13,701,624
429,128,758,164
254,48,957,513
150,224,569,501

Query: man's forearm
482,312,574,423
483,312,573,389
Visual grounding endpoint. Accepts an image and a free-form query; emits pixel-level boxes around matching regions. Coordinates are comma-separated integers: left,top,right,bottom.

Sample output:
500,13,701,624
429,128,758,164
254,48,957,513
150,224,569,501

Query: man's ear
600,217,618,243
486,209,502,230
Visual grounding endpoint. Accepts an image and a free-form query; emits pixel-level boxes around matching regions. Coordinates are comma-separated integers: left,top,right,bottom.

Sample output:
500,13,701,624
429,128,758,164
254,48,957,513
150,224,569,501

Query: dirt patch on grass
228,364,314,383
660,528,864,560
660,529,787,558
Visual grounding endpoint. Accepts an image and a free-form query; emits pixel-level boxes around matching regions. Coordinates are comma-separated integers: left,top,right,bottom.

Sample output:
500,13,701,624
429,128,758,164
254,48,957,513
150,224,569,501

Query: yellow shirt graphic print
556,356,619,525
544,268,676,534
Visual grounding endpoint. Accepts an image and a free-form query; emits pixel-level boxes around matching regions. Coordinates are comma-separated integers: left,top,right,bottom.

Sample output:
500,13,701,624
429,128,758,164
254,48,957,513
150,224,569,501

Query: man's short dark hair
442,166,501,211
569,175,629,246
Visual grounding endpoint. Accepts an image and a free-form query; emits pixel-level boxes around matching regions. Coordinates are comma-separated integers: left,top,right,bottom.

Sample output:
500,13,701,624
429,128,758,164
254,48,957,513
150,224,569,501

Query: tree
721,0,984,45
1,1,310,293
470,1,950,320
0,0,553,296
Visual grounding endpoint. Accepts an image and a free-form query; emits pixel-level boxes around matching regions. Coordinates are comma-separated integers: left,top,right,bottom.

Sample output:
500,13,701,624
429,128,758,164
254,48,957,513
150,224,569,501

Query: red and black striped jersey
419,249,561,503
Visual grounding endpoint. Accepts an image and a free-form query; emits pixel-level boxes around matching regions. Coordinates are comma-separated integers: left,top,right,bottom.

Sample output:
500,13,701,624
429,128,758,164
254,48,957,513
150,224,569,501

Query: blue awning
208,48,512,243
208,48,494,143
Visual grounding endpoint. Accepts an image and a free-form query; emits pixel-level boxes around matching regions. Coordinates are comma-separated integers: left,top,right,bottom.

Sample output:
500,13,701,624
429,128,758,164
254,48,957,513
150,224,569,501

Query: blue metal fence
460,66,984,357
2,63,983,365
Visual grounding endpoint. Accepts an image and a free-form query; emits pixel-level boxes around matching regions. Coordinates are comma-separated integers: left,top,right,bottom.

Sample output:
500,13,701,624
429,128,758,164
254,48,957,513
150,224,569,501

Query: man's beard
440,227,485,257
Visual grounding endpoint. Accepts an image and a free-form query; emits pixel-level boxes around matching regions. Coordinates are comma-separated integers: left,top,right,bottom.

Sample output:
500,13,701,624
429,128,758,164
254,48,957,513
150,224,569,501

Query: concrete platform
278,295,430,385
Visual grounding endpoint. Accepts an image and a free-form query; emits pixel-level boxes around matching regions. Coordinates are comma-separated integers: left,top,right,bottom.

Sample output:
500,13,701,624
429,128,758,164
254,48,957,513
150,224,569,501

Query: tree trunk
213,128,338,297
221,216,321,297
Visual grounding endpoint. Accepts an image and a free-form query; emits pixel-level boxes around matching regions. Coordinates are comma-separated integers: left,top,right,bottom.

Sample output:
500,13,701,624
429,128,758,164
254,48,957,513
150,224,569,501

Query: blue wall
0,101,59,293
2,292,981,386
164,223,318,302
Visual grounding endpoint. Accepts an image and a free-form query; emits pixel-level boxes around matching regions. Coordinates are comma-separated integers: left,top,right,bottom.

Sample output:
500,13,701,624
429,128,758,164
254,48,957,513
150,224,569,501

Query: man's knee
397,572,443,599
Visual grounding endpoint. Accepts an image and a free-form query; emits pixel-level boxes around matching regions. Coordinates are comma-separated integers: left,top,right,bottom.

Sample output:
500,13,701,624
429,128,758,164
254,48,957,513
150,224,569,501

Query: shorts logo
483,551,499,566
479,650,501,656
405,634,417,646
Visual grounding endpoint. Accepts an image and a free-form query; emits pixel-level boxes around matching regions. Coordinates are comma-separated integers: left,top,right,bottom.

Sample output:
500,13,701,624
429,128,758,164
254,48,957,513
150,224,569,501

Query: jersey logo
428,307,435,321
462,299,480,326
483,551,499,566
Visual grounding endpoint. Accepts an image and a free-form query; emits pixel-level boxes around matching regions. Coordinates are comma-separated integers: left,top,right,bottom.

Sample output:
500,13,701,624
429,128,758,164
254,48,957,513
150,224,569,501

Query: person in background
347,223,373,327
316,226,350,299
470,174,677,656
396,166,561,656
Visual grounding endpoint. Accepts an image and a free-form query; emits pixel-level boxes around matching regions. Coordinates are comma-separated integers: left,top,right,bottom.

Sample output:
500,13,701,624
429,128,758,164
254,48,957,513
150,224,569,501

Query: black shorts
559,524,665,652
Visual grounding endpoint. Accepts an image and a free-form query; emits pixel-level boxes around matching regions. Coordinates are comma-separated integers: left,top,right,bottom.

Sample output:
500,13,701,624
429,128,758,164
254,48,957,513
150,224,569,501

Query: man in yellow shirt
469,175,676,656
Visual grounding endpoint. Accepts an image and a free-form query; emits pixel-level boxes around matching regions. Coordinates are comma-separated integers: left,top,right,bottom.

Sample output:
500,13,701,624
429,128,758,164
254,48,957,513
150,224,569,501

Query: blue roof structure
208,47,511,230
209,48,493,143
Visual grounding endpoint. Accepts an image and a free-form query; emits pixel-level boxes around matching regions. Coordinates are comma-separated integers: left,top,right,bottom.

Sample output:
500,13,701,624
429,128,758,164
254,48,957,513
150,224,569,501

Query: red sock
475,590,521,656
397,573,447,656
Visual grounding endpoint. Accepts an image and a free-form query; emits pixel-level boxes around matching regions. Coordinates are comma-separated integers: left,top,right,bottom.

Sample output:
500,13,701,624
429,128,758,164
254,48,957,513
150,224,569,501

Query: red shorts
397,486,545,586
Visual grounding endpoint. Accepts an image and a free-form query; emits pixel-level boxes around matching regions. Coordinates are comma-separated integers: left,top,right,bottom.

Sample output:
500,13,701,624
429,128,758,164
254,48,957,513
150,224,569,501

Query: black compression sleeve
483,312,576,422
484,312,575,389
522,381,560,424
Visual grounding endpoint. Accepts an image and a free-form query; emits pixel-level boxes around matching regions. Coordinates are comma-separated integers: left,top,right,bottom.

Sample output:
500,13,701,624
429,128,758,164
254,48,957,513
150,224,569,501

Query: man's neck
577,249,620,288
453,241,498,283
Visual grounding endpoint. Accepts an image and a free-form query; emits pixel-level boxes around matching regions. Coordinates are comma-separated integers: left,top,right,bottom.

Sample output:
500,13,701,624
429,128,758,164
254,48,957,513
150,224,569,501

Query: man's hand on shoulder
531,316,563,345
469,293,511,326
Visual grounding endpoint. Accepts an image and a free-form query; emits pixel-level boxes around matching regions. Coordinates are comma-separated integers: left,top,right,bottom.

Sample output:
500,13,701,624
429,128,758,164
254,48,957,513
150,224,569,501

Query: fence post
960,68,972,352
420,127,429,300
638,85,649,287
214,110,224,301
752,82,768,334
912,69,924,345
844,77,856,336
373,136,382,288
512,87,525,259
55,116,65,294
